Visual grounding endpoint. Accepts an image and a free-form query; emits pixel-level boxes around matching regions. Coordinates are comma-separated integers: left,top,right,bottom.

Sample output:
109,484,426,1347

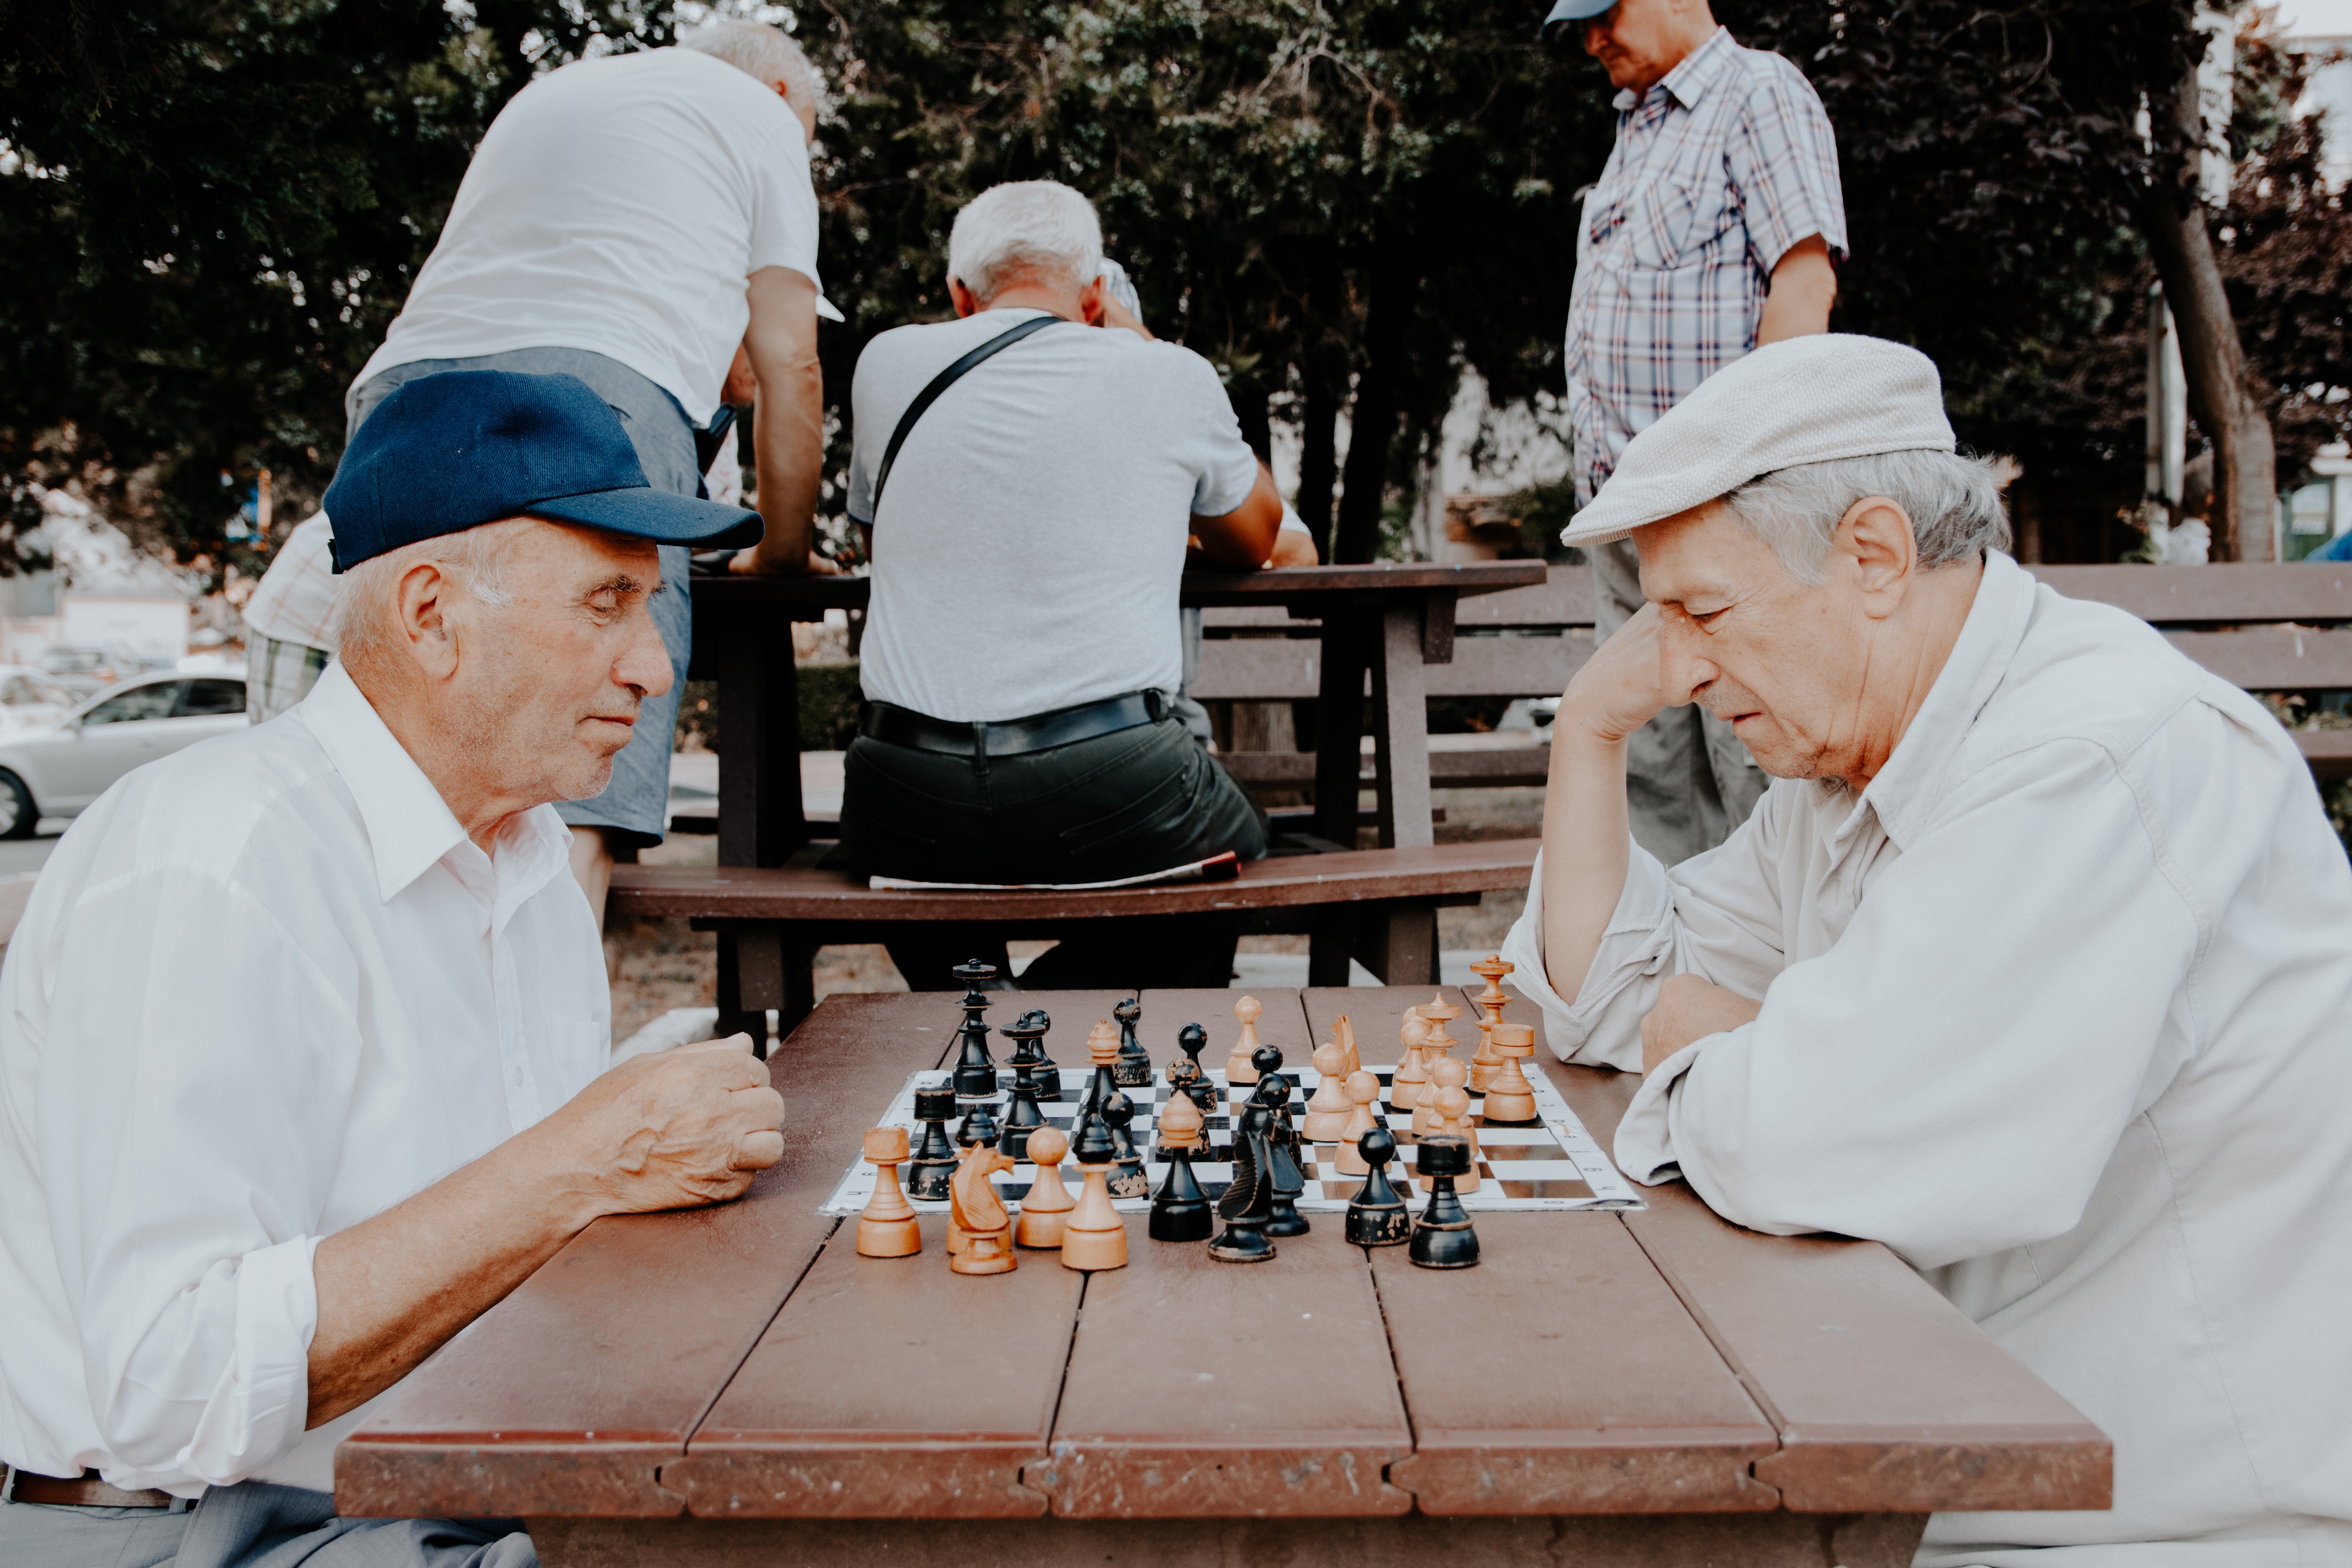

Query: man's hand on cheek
1639,974,1763,1075
540,1035,787,1213
1562,603,1679,746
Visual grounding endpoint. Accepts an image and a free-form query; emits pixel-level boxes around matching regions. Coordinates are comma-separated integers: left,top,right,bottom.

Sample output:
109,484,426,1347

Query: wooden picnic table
685,560,1546,863
339,986,2108,1567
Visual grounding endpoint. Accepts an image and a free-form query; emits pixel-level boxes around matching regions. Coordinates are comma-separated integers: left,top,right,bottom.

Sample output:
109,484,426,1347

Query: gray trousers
1591,536,1769,866
348,346,699,848
0,1480,534,1568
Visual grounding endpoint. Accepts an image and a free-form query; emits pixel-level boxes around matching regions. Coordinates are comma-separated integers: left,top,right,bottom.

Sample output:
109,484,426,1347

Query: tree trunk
2136,42,2276,561
1296,361,1342,558
1332,260,1419,564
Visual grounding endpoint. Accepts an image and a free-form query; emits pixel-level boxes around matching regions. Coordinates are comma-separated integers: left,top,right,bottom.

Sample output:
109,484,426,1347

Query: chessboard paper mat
820,1065,1645,1216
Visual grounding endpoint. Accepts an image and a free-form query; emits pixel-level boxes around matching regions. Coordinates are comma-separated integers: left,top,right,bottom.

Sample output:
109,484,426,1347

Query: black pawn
905,1086,959,1201
1257,1075,1310,1238
950,959,998,1099
1112,997,1152,1088
1408,1134,1480,1269
1176,1023,1217,1112
956,1099,1001,1151
1001,1060,1044,1162
1209,1104,1278,1263
1005,1008,1061,1099
1345,1127,1412,1247
1101,1092,1151,1198
1250,1043,1285,1092
1149,1132,1214,1243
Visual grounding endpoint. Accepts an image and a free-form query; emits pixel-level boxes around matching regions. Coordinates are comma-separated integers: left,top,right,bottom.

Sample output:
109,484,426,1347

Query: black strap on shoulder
867,312,1065,523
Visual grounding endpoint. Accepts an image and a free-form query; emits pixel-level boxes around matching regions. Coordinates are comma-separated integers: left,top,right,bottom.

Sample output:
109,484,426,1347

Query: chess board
820,1063,1645,1216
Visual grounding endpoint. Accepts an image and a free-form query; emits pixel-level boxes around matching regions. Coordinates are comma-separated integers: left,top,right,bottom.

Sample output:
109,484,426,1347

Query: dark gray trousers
839,713,1268,992
0,1480,534,1568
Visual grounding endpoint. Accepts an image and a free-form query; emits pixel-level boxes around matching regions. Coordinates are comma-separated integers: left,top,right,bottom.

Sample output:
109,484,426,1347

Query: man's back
848,310,1259,723
355,47,819,423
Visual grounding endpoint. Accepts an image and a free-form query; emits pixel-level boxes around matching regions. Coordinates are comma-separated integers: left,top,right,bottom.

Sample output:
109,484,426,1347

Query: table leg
711,924,817,1060
532,1511,1929,1567
1312,608,1372,847
1370,603,1433,852
1357,904,1438,986
716,603,807,871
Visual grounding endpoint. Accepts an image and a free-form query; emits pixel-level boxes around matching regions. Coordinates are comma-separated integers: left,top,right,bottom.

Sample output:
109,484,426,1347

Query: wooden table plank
668,1216,1082,1519
1374,1216,1781,1516
337,992,958,1519
1035,1227,1415,1518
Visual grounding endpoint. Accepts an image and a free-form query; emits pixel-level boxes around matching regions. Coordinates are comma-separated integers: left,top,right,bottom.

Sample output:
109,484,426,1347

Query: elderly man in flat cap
0,371,786,1567
1505,335,2352,1564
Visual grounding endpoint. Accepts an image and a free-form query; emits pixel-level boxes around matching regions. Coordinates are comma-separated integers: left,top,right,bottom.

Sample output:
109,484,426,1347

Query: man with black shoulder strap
838,179,1284,991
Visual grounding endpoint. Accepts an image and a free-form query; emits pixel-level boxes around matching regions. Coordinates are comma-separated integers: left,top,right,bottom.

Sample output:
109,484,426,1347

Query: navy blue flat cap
322,369,763,571
1541,0,1616,36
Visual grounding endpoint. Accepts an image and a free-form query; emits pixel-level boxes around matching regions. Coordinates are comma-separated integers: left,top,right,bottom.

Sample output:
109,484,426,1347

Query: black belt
1,1464,190,1510
860,691,1166,759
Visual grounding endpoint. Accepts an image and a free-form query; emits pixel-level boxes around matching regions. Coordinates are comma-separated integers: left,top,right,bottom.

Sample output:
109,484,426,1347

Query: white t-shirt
848,310,1260,723
353,48,821,424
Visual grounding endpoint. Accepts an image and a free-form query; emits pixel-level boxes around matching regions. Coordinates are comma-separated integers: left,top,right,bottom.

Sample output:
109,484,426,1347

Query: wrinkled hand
545,1035,786,1213
1559,603,1690,747
1639,974,1761,1075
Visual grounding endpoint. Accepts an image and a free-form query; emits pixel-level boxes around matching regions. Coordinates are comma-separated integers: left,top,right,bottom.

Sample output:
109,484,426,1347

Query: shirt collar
293,662,573,907
1831,551,2037,854
1624,25,1736,113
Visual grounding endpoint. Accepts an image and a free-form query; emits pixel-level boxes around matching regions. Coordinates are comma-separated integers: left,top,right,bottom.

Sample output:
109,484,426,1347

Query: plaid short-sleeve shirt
1565,28,1847,503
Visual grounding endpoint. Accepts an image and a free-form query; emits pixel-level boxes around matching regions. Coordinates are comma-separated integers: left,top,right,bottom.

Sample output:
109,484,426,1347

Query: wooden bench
608,564,1548,1042
1196,560,2352,790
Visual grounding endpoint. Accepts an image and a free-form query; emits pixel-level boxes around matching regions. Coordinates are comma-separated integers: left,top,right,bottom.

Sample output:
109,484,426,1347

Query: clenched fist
542,1034,787,1214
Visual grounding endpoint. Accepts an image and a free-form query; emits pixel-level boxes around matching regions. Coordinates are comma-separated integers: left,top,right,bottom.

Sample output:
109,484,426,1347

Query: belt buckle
2,1465,18,1505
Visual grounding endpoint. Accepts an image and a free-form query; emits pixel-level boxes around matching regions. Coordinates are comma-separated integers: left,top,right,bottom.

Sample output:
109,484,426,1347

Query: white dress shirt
0,662,608,1497
1504,552,2352,1564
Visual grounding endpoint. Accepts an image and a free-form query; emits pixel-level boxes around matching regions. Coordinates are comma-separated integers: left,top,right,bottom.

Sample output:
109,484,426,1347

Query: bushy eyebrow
580,572,660,603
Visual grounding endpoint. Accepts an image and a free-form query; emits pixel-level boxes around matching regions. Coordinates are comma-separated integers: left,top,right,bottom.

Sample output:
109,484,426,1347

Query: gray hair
1719,449,2014,586
675,20,822,117
330,524,524,672
948,181,1104,303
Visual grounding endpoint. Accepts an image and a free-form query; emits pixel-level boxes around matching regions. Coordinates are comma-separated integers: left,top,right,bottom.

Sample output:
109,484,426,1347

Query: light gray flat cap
1562,334,1956,548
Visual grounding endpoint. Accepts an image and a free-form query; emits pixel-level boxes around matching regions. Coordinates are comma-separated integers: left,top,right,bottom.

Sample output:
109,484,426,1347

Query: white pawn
1336,1069,1382,1175
1392,1013,1431,1113
1226,995,1263,1086
1302,1039,1352,1142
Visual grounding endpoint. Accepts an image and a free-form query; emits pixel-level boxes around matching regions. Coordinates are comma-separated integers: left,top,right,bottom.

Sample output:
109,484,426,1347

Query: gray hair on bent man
331,523,525,673
1719,448,2014,588
675,19,822,114
949,181,1104,304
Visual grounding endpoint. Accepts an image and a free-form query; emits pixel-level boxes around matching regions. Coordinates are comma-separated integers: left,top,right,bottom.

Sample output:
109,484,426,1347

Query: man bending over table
837,179,1285,991
0,371,786,1567
1502,334,2352,1563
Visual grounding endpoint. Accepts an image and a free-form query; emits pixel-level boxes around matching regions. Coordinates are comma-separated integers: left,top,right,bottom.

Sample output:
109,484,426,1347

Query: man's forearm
306,1134,601,1428
1538,728,1634,1009
1757,234,1836,345
747,354,825,571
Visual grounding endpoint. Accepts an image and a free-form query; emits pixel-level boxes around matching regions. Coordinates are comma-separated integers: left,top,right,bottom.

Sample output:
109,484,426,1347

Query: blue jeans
0,1479,534,1567
348,347,696,847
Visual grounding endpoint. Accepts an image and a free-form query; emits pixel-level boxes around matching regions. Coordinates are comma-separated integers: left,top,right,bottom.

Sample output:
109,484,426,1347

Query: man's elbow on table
1191,462,1285,569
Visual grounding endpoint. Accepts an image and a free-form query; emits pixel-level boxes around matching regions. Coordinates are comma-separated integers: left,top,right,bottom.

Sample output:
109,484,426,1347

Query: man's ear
1835,496,1917,620
395,560,463,681
948,277,979,319
1079,275,1107,326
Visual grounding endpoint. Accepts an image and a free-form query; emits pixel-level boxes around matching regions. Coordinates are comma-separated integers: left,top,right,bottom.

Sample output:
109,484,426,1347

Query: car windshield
82,683,181,726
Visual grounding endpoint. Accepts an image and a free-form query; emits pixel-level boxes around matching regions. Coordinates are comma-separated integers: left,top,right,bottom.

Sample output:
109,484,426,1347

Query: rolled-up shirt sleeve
1619,743,2195,1270
34,863,359,1488
1727,58,1848,272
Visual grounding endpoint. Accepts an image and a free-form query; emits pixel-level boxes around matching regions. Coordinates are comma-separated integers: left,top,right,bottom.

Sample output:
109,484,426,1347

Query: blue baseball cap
322,369,763,571
1541,0,1616,37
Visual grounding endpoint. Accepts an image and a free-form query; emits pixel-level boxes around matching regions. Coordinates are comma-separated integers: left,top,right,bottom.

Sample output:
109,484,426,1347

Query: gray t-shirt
848,309,1259,723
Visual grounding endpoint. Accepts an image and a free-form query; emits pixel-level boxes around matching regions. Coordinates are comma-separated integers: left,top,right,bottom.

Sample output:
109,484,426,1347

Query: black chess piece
950,959,999,1099
1004,1008,1061,1099
1256,1077,1310,1237
1001,1060,1044,1162
1408,1134,1480,1269
1209,1105,1278,1263
1176,1023,1217,1112
1070,1088,1118,1170
1101,1092,1151,1198
905,1085,959,1201
1250,1043,1285,1092
956,1098,1001,1152
1344,1127,1412,1246
1112,997,1152,1088
1148,1128,1214,1244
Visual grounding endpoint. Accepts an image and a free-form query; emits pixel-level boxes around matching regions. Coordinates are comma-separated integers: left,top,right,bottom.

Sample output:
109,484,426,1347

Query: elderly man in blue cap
1544,0,1846,866
0,371,786,1567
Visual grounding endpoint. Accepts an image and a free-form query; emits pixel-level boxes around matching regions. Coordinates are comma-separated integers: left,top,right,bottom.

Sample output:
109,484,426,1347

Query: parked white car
0,670,248,838
0,666,87,733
